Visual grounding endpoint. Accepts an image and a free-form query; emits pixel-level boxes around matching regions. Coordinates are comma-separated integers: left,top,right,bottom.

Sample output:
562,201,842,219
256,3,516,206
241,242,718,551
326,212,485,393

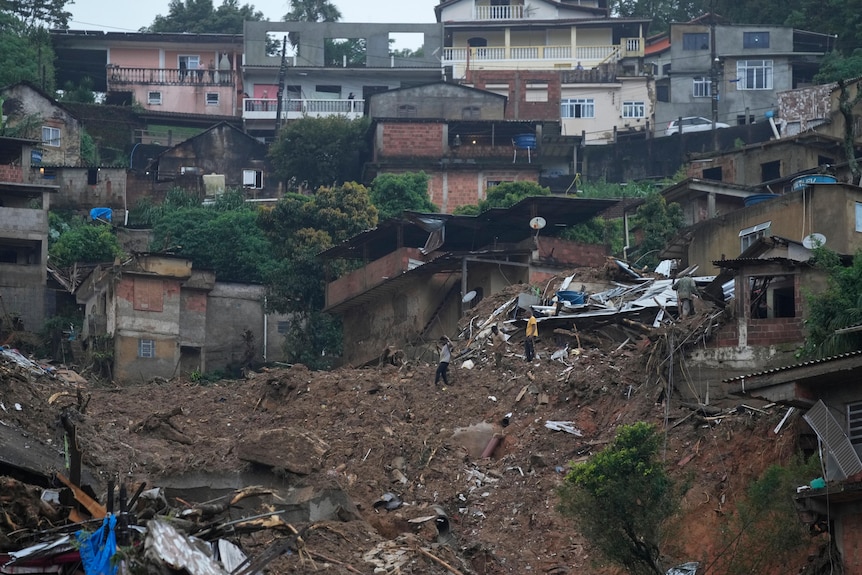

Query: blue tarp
90,208,112,222
76,515,118,575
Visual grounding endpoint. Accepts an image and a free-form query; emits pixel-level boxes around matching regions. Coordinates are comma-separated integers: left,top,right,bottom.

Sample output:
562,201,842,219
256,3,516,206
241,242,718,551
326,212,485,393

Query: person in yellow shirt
525,309,538,362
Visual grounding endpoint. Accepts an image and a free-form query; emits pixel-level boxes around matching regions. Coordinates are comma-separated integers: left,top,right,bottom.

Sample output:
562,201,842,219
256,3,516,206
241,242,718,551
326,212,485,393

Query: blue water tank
791,174,837,191
557,291,585,304
744,194,778,207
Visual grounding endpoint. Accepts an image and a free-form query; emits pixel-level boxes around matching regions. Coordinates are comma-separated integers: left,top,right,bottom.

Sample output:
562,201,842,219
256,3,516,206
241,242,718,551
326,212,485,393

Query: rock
237,428,329,475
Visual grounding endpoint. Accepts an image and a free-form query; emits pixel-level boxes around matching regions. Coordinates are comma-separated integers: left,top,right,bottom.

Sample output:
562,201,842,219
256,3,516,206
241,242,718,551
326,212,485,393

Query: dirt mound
0,274,815,574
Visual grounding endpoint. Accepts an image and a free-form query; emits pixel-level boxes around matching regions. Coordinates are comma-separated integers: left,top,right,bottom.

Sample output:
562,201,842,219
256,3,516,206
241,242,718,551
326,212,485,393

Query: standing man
490,325,508,368
435,336,452,386
673,275,697,318
525,309,538,362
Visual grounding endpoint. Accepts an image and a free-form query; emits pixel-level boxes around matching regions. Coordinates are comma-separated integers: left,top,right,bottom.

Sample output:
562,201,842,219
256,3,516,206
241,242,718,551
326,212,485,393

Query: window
622,101,645,118
702,166,722,181
692,76,710,98
462,106,481,119
561,98,595,118
760,159,780,182
138,339,155,358
525,82,548,102
41,126,60,147
148,91,162,105
206,92,219,106
737,60,773,90
87,168,98,185
743,31,769,49
397,104,417,118
243,169,263,189
749,275,795,319
739,221,771,252
277,320,289,334
656,84,669,102
682,33,709,50
856,202,862,232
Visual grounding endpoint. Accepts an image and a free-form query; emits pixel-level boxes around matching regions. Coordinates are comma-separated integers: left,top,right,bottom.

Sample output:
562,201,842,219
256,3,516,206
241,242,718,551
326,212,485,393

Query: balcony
475,4,524,19
107,66,235,87
242,98,365,121
442,38,643,68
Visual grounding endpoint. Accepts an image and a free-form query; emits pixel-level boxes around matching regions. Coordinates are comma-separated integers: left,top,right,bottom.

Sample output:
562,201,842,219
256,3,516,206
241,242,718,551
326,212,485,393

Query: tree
370,172,437,220
146,0,264,34
1,0,72,30
148,192,274,283
558,422,677,575
268,116,370,190
453,181,550,215
0,12,55,91
49,223,125,268
802,247,862,357
628,191,683,268
283,0,341,22
59,77,95,103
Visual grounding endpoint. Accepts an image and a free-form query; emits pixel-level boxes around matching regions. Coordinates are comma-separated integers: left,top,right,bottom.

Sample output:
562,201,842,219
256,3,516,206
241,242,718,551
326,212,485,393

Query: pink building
53,31,243,117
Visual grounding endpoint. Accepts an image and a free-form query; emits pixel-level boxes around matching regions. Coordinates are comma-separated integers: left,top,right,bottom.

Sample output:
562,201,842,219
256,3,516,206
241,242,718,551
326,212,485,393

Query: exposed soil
0,280,823,575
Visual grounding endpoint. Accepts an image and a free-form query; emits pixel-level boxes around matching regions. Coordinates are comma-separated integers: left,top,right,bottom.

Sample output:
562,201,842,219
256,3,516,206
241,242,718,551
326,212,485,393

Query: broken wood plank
55,472,106,519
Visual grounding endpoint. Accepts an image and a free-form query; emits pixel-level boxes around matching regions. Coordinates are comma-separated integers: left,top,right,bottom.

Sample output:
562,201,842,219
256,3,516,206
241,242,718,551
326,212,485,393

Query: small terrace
242,97,365,121
107,66,235,87
442,38,643,67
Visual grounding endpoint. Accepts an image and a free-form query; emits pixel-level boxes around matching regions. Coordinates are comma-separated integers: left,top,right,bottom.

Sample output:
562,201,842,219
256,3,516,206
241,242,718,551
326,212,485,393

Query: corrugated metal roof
723,350,862,383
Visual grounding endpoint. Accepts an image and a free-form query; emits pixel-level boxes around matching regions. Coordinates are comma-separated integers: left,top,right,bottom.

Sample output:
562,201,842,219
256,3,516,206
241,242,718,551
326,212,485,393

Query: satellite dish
529,216,546,230
462,290,477,303
802,233,827,249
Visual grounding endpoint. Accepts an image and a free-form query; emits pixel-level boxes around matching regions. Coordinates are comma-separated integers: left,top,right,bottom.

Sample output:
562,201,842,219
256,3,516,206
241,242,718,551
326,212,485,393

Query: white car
665,116,730,136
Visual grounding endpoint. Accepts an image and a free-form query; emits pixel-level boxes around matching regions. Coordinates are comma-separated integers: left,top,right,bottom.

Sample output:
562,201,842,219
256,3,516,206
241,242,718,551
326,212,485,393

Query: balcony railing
107,66,235,87
443,38,643,66
243,98,365,120
474,4,524,19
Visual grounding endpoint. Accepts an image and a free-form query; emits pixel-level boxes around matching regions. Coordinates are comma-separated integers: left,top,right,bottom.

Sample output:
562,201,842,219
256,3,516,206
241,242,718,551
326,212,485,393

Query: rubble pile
0,262,815,575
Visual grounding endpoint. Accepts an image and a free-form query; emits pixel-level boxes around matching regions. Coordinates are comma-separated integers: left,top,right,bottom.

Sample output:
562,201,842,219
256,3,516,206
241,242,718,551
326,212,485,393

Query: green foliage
452,204,480,216
149,197,273,283
325,38,365,67
49,223,124,267
802,247,862,357
1,0,72,29
712,457,820,575
628,192,684,268
559,422,676,575
370,172,437,220
268,116,370,190
560,216,625,255
0,13,55,91
59,77,95,103
128,188,200,226
283,0,341,22
481,181,550,210
38,309,82,359
281,311,342,370
815,50,862,84
146,0,265,33
80,130,97,166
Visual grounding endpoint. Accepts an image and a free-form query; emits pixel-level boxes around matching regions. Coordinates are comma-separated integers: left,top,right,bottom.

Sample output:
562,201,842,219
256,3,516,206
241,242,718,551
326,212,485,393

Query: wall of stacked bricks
0,164,23,183
380,123,444,158
427,171,538,213
469,70,562,121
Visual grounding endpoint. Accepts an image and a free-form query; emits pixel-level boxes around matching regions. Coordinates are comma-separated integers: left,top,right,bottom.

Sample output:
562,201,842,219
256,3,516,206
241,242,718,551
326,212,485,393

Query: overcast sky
68,0,440,48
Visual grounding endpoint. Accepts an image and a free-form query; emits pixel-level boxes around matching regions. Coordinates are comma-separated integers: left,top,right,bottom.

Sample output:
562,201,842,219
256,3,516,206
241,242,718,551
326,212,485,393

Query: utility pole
710,18,719,129
274,36,288,134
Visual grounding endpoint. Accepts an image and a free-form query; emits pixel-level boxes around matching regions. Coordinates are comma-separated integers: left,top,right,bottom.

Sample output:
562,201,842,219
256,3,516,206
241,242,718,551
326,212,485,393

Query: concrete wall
244,21,443,68
326,247,426,309
29,167,128,211
686,184,862,270
205,282,276,370
369,84,506,120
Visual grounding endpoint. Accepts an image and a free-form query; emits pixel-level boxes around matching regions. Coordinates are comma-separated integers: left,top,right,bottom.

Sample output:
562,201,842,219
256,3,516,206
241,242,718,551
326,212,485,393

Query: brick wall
746,317,805,346
532,237,608,269
380,123,444,158
427,169,540,213
469,70,562,121
0,164,23,183
711,322,739,347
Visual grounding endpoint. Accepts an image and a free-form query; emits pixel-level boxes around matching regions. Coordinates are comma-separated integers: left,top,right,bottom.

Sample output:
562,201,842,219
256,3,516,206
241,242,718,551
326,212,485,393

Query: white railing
575,45,619,62
242,98,364,120
474,4,524,19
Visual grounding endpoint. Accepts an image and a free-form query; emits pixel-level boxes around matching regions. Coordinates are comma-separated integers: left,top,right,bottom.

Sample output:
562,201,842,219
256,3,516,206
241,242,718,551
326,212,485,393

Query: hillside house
75,254,289,383
320,196,617,366
1,83,83,167
367,82,546,213
0,137,58,331
727,352,862,575
52,30,243,117
649,15,833,131
778,78,862,148
241,21,443,141
146,122,278,199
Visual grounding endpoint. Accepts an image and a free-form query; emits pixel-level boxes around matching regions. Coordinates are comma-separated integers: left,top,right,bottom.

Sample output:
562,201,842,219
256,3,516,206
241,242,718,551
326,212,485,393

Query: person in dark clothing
435,336,452,386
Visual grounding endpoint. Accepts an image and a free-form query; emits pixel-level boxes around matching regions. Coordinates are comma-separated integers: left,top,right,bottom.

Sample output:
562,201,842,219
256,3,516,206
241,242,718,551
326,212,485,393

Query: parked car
665,116,730,136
